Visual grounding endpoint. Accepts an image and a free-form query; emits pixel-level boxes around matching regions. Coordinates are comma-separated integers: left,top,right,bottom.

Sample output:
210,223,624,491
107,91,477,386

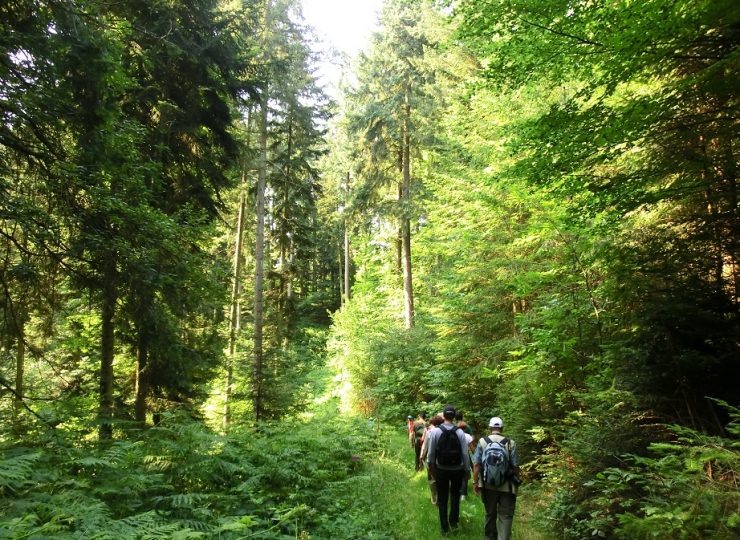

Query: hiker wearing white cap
472,416,521,540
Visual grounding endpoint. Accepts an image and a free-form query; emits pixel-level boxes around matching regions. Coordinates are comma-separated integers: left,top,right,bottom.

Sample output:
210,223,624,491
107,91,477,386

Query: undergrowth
0,403,395,539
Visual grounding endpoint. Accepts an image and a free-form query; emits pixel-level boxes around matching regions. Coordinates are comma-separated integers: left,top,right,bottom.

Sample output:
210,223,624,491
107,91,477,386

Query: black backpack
435,426,463,468
413,421,426,444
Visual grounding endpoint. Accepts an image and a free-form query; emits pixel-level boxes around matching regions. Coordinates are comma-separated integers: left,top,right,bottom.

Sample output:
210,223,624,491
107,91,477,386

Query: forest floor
368,426,554,540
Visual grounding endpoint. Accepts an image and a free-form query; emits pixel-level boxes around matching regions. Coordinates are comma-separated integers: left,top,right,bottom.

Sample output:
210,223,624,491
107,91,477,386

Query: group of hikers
407,405,520,539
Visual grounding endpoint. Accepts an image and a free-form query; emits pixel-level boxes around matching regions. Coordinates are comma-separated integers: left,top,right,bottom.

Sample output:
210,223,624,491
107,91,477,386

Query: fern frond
0,451,42,491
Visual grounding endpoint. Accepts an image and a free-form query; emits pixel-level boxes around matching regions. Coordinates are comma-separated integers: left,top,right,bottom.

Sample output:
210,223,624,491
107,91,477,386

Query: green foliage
571,404,740,539
0,408,390,538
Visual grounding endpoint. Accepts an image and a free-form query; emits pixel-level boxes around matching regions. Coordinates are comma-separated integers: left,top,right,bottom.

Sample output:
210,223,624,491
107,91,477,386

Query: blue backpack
481,436,511,487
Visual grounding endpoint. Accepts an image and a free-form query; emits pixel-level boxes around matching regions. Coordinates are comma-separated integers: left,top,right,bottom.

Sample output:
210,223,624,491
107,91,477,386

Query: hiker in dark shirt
412,412,427,471
426,405,470,536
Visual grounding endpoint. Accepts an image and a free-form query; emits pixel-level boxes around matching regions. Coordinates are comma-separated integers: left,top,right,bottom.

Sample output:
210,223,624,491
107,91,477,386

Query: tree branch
518,17,604,48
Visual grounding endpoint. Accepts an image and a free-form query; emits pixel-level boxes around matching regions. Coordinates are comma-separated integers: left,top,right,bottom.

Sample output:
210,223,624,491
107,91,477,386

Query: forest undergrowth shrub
539,400,740,539
0,405,390,538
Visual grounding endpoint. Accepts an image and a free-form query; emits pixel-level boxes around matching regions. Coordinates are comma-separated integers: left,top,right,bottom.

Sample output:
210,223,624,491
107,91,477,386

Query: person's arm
426,430,436,476
461,431,471,471
471,440,482,494
509,441,521,483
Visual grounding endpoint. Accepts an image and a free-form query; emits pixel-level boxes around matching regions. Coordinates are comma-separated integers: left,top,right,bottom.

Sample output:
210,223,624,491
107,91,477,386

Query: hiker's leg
497,493,516,540
427,467,438,504
448,470,463,527
436,469,451,532
415,444,422,471
481,488,498,540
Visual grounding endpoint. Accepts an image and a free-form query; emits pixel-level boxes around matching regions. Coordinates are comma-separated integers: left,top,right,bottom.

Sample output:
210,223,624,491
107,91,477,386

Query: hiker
455,411,474,501
426,405,470,535
407,415,414,447
472,416,520,540
455,410,473,435
420,414,444,504
412,412,427,471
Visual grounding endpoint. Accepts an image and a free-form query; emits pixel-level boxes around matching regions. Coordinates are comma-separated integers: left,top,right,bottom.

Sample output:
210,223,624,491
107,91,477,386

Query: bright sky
301,0,385,97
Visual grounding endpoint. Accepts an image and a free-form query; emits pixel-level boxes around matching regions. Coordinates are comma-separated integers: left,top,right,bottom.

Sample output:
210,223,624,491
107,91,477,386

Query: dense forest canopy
0,0,738,538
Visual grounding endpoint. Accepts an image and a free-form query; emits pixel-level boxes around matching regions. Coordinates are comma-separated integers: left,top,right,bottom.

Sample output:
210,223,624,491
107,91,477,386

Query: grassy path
365,425,553,540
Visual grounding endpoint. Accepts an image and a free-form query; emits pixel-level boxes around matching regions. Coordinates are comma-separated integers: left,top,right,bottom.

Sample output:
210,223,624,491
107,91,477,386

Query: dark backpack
413,421,426,444
481,436,511,487
435,426,463,468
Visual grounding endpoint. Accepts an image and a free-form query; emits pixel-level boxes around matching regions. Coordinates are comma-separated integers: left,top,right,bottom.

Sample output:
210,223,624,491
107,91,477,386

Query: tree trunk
224,186,246,429
254,78,268,421
338,245,344,305
13,322,25,433
401,93,414,329
99,261,116,440
134,326,148,425
252,0,271,421
344,221,351,303
396,150,403,275
344,172,351,303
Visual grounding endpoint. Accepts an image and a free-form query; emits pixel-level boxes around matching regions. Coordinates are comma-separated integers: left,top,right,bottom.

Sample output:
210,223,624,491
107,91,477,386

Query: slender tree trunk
254,80,268,421
396,150,403,275
134,327,148,425
224,187,246,430
344,221,351,303
338,242,344,305
252,0,271,421
401,93,414,329
13,322,25,432
99,260,116,440
344,172,351,303
280,113,293,319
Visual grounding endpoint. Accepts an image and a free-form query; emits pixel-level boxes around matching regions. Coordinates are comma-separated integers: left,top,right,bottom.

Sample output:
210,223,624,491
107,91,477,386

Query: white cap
489,416,503,428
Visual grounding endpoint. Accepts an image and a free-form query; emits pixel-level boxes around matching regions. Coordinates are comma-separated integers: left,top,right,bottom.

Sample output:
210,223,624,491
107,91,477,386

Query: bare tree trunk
401,92,414,329
13,322,25,431
224,186,246,430
99,261,116,440
254,86,268,421
252,0,271,422
344,172,351,303
344,221,351,303
134,327,148,425
338,244,344,305
396,149,403,275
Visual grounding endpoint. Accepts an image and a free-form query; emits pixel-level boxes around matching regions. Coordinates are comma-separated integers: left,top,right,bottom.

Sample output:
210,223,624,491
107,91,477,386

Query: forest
0,0,738,538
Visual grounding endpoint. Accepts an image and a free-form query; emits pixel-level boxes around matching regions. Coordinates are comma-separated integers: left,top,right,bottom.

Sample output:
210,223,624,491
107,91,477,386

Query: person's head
488,416,504,433
455,410,464,422
443,405,456,422
418,412,426,420
429,415,444,427
407,415,413,420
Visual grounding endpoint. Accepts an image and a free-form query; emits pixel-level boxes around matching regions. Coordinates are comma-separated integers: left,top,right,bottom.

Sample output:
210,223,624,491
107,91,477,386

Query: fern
0,450,42,491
